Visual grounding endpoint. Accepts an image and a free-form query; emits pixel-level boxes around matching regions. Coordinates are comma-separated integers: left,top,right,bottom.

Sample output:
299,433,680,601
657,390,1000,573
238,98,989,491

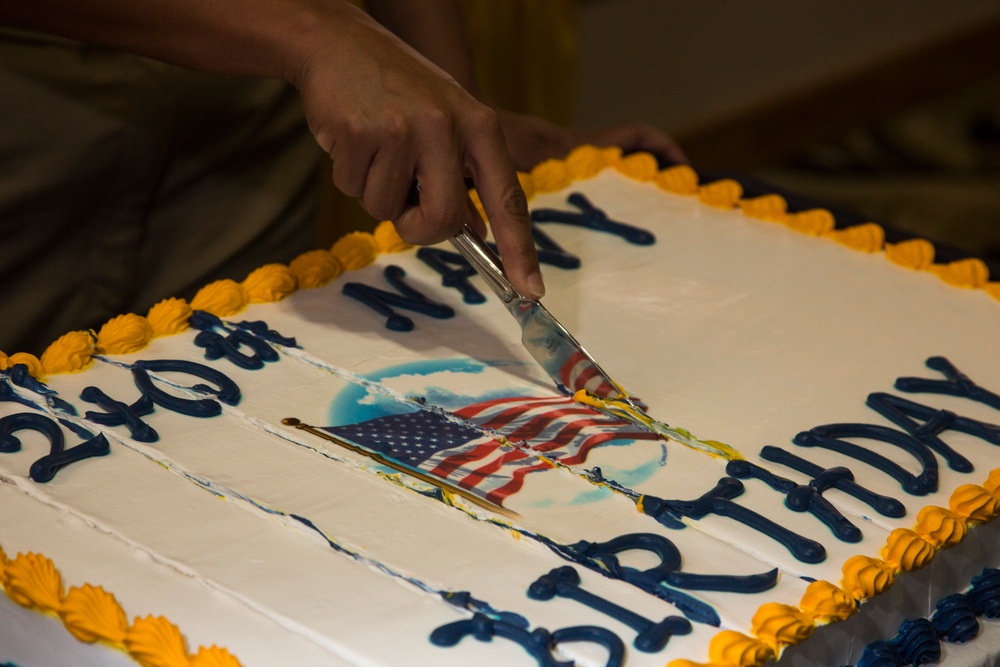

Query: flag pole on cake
282,416,520,519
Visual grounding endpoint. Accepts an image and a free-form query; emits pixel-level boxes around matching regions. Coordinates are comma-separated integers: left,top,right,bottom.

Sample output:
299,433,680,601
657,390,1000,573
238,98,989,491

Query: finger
360,144,416,223
465,117,543,299
590,123,686,165
392,120,468,246
330,141,375,200
628,127,686,165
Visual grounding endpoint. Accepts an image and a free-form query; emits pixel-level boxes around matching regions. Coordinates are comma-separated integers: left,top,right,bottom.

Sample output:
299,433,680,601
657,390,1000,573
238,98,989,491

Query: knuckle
465,103,499,132
420,104,457,137
334,111,371,142
380,110,410,143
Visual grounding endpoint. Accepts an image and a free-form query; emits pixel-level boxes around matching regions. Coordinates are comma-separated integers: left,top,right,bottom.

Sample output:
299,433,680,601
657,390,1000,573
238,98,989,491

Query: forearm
365,0,479,95
0,0,369,84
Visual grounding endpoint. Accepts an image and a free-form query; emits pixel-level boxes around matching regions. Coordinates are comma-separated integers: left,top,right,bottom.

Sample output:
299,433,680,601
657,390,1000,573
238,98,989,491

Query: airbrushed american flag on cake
321,393,660,508
2,145,1000,667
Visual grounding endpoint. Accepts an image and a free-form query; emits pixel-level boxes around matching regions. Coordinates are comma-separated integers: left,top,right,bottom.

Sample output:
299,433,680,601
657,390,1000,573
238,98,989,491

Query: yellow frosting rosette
41,330,96,375
740,194,787,222
698,179,743,209
146,298,193,336
289,249,343,289
799,580,856,623
4,552,64,613
655,164,699,195
750,602,814,654
125,615,191,667
530,158,573,192
841,555,895,601
929,258,989,288
885,238,935,270
785,209,834,236
242,263,298,303
564,144,608,180
880,528,936,572
190,279,249,317
614,151,659,181
914,505,967,548
190,646,245,667
60,584,129,644
666,629,774,667
330,231,379,271
822,223,885,253
96,313,155,355
983,467,1000,498
950,483,1000,523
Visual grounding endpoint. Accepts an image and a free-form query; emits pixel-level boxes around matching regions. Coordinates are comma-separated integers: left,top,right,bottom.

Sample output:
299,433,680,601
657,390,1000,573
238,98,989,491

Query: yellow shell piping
0,548,244,665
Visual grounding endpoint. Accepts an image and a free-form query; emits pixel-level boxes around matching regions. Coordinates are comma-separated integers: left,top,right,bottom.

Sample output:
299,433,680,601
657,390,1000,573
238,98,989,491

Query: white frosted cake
2,146,1000,667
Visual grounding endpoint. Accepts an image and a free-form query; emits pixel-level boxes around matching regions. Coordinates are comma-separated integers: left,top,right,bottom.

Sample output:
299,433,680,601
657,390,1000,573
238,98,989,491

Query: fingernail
527,271,546,299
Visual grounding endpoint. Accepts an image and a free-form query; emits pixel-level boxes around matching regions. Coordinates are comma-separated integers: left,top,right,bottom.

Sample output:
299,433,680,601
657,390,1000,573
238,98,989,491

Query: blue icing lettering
793,422,938,496
80,386,158,443
759,445,905,518
343,265,454,331
560,532,777,602
726,458,862,543
528,565,691,653
0,412,110,483
531,192,655,245
131,359,241,416
189,311,284,368
416,247,486,304
867,392,975,473
896,356,1000,412
416,227,579,305
529,224,581,269
641,477,827,564
431,612,625,667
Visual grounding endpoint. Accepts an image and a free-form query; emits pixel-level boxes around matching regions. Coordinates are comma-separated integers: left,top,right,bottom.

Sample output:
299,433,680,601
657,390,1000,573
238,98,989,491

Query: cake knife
450,225,641,410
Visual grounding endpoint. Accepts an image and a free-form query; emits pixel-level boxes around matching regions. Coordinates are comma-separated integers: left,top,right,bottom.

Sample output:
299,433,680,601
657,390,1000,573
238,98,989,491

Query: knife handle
449,225,521,304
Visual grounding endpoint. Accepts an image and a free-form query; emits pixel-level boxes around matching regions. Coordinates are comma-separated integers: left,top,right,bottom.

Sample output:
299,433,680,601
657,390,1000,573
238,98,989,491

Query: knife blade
449,225,640,410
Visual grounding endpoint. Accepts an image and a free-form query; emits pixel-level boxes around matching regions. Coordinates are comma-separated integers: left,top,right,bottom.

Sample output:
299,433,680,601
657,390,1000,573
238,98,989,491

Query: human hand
291,4,543,298
498,110,686,172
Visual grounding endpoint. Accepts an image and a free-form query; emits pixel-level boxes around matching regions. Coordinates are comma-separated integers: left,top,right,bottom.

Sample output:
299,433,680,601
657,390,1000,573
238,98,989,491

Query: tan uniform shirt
0,28,324,355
